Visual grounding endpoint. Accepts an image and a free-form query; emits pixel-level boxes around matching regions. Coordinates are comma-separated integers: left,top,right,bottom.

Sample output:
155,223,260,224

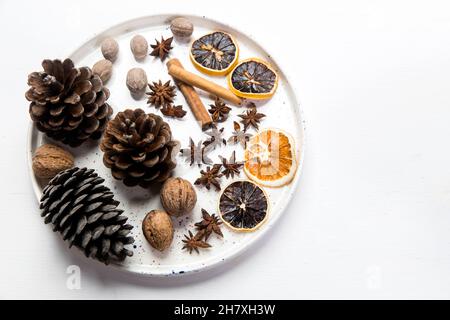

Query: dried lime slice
228,58,278,99
218,180,269,232
190,31,239,76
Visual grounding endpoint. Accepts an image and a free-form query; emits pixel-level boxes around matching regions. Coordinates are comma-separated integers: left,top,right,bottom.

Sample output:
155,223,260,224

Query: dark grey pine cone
100,108,180,188
40,167,134,264
26,59,113,147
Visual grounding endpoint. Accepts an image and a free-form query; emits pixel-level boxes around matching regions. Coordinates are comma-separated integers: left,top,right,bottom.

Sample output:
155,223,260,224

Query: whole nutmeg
161,177,197,217
142,210,174,251
101,37,119,61
130,35,148,60
126,68,147,98
32,144,74,179
92,59,113,83
170,17,194,38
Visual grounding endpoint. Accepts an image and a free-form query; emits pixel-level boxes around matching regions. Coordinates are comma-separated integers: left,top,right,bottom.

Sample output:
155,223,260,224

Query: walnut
160,177,197,217
92,59,113,83
142,210,173,251
32,144,74,179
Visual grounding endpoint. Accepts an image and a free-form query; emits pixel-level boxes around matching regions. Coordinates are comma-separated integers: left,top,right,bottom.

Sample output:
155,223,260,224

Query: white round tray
27,14,305,276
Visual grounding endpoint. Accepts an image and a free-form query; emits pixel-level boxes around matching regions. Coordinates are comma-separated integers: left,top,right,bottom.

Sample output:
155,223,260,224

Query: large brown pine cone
100,108,180,188
26,59,113,147
40,167,134,264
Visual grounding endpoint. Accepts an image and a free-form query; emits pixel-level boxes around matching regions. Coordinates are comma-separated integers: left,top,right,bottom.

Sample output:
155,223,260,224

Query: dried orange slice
228,58,278,99
244,128,297,187
190,31,239,76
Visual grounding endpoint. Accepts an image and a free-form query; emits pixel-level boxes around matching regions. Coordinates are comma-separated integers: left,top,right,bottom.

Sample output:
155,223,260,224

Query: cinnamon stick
167,59,212,130
167,59,242,106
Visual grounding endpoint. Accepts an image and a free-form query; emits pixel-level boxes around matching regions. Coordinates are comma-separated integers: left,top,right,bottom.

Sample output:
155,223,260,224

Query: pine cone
100,108,179,188
26,59,113,147
40,167,134,264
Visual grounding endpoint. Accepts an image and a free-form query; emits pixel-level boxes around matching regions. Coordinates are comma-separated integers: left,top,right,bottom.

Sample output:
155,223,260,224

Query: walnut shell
142,210,173,251
32,144,74,179
160,177,197,217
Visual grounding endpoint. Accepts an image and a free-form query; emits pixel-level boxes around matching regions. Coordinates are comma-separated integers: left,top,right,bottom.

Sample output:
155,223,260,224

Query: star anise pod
146,80,176,108
195,209,223,241
194,164,222,191
238,106,266,131
219,151,243,179
180,138,213,166
208,97,231,123
203,126,226,150
161,104,186,118
242,101,257,109
228,121,252,147
182,230,211,254
150,36,173,61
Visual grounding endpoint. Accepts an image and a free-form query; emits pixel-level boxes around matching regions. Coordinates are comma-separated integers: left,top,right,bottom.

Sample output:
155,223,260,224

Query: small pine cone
40,167,134,264
100,108,180,188
26,59,113,147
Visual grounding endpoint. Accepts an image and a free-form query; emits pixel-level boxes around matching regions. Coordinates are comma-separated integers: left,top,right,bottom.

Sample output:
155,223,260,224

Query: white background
1,0,450,299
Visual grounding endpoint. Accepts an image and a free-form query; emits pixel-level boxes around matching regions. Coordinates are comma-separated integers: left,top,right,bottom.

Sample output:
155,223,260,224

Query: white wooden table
1,0,449,299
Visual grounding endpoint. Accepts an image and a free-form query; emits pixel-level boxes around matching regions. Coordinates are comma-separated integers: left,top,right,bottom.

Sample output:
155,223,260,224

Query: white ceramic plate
27,14,305,276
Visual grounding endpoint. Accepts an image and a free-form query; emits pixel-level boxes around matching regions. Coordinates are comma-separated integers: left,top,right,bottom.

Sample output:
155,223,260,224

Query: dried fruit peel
227,58,279,99
190,31,239,76
244,128,297,187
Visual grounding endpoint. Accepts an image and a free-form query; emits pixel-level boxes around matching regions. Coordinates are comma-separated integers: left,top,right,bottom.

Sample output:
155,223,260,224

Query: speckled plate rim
27,14,306,277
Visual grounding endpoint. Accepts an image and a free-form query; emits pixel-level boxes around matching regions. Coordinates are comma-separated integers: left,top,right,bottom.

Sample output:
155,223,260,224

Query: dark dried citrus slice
218,180,269,232
190,31,239,76
228,58,278,99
